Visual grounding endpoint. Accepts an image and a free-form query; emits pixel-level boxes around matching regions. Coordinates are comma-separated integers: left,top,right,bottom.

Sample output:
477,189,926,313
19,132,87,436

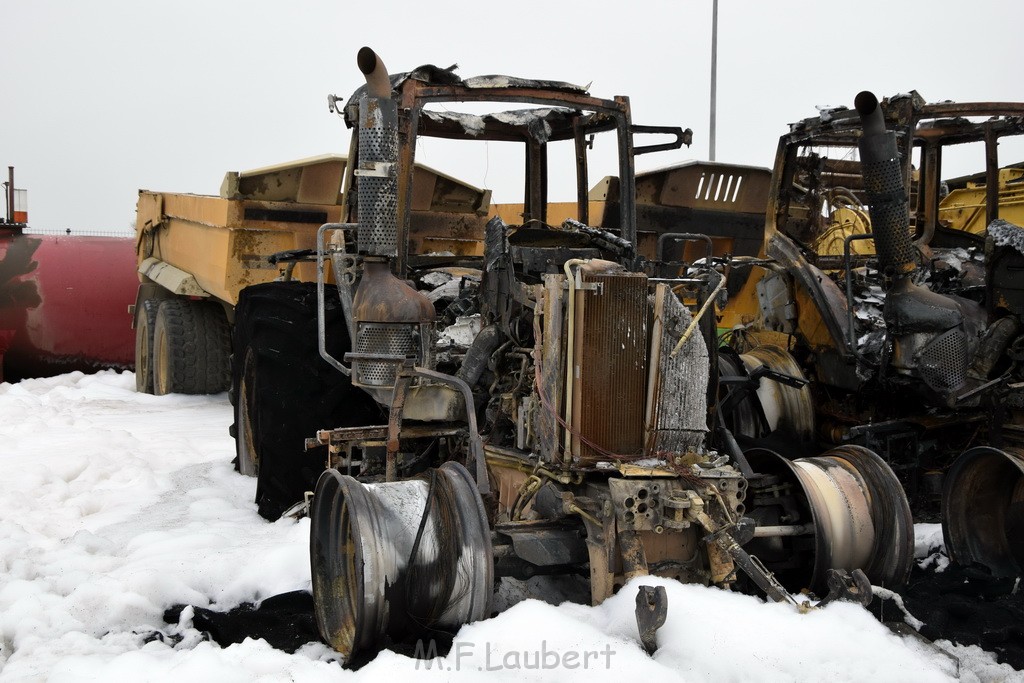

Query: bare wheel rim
135,299,160,394
153,317,170,395
236,348,259,476
942,446,1024,577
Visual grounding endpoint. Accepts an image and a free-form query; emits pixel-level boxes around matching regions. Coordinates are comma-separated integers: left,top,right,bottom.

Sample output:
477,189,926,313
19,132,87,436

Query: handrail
316,222,360,377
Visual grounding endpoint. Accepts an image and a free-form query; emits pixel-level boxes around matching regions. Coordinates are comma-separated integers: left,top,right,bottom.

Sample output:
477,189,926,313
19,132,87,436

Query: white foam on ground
0,371,1019,681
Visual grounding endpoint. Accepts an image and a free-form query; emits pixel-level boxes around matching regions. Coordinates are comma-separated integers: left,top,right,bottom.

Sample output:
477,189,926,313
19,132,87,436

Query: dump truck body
136,188,346,305
132,154,492,396
939,165,1024,235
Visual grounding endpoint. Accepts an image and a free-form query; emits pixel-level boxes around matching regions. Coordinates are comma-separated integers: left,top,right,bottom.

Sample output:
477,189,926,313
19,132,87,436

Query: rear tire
153,299,230,395
230,282,380,521
134,298,160,394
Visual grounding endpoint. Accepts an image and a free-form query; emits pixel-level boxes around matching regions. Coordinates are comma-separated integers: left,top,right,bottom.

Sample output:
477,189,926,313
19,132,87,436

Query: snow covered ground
0,370,1020,682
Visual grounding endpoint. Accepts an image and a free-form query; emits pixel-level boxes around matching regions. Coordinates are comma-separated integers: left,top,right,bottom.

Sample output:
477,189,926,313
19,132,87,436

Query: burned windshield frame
390,83,637,273
772,97,1024,256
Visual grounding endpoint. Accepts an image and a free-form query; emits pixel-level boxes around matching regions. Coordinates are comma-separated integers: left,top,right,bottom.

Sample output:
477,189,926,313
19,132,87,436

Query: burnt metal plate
608,478,668,531
495,521,588,567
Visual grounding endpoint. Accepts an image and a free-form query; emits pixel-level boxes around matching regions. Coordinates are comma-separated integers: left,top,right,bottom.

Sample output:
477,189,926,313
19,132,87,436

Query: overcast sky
3,0,1023,233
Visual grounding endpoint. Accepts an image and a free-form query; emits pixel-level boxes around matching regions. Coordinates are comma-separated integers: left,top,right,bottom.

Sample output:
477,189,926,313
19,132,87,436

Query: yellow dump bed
135,155,492,305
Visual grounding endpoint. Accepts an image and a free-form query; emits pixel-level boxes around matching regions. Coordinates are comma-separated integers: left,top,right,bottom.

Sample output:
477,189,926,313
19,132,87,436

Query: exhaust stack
854,91,916,279
357,47,392,99
355,47,399,258
349,49,435,395
855,91,970,401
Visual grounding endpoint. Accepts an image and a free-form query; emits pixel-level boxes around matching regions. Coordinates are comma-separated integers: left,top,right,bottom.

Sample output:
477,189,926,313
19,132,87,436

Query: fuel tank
0,228,136,382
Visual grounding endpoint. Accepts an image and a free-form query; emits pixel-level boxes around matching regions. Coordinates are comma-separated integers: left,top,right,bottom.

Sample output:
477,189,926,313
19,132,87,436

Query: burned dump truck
712,91,1024,578
231,48,915,659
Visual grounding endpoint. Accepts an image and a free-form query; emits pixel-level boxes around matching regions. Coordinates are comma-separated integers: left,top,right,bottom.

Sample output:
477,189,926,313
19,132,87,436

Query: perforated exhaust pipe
349,48,435,393
355,46,399,258
855,91,969,397
854,91,916,279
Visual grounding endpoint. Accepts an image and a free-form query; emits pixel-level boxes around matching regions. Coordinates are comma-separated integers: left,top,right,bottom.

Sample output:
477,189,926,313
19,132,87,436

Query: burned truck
231,49,914,658
712,91,1024,579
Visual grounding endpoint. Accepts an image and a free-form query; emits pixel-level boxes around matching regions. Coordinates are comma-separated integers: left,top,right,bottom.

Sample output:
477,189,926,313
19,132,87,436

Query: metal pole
709,0,718,162
7,167,14,223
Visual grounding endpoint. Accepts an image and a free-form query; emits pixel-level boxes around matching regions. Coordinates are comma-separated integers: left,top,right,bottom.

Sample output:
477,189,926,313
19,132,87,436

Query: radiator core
571,272,649,464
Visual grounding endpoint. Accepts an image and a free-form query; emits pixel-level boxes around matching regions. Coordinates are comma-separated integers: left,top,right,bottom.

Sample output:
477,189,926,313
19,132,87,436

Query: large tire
230,282,380,521
134,298,160,394
153,299,230,395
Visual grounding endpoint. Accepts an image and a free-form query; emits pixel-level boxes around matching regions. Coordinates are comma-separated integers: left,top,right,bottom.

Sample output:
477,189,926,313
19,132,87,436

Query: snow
914,523,951,572
1,370,1020,681
989,219,1024,253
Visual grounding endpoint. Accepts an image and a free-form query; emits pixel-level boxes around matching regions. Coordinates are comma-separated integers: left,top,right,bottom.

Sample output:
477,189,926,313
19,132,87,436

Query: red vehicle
1,168,135,382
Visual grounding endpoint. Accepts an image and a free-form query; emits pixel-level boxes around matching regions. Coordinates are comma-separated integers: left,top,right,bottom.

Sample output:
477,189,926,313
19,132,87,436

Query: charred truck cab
714,91,1024,581
231,49,914,660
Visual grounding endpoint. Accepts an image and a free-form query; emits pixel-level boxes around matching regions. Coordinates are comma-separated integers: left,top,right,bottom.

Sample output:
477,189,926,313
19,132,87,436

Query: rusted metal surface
590,162,770,280
352,261,434,324
380,75,651,275
310,424,464,450
349,261,434,391
536,276,565,465
638,161,771,215
942,446,1024,577
385,374,412,482
406,211,488,256
571,272,648,464
0,230,135,381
